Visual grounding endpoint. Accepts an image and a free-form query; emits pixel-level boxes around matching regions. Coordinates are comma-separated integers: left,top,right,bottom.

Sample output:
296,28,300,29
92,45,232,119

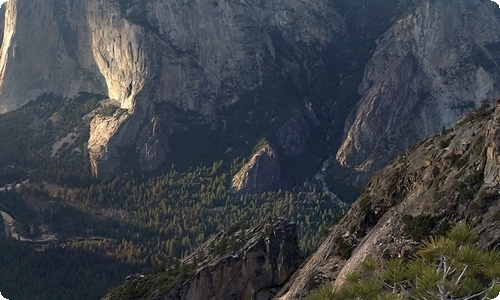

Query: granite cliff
1,0,497,188
0,0,346,180
105,219,301,300
335,0,500,186
277,100,500,299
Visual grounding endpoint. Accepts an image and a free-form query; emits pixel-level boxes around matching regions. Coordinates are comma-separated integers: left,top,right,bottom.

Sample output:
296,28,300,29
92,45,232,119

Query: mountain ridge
1,1,499,187
0,0,500,299
335,0,500,186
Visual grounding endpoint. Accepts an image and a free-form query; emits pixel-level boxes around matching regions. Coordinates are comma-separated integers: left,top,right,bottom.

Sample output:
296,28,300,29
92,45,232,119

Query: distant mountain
0,0,497,191
335,0,500,186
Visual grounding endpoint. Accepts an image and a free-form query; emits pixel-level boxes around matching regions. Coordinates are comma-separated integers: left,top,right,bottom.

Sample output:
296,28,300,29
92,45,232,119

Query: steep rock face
138,115,170,172
0,0,108,113
336,0,500,186
484,103,500,185
140,0,344,113
0,0,345,179
277,101,500,299
0,0,168,113
86,0,152,111
106,219,301,300
171,220,300,300
88,112,131,179
232,144,281,194
0,4,6,47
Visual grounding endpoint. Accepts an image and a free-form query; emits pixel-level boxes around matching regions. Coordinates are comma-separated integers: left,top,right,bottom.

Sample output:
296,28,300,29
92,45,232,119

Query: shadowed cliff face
335,0,500,186
105,219,302,300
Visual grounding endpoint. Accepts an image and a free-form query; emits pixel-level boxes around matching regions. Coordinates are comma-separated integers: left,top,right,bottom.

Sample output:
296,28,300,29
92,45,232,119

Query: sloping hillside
278,99,500,299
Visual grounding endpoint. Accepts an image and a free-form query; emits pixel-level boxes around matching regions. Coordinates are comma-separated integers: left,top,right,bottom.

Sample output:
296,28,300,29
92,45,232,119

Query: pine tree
308,223,500,300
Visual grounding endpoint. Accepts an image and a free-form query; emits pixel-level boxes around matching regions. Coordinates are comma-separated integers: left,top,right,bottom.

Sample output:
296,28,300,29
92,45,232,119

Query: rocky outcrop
336,0,500,186
106,219,302,300
173,220,300,300
484,101,500,186
277,100,500,299
232,144,281,194
88,112,130,179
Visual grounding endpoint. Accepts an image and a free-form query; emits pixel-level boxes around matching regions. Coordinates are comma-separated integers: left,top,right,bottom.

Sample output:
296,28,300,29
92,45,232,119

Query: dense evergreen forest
0,95,343,299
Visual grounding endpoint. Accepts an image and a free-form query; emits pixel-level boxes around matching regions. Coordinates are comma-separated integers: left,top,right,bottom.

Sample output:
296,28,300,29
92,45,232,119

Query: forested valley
0,94,342,299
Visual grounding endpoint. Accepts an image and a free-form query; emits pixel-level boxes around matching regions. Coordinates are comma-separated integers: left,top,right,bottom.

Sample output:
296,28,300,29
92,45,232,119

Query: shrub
358,192,372,216
403,214,435,241
307,223,500,300
445,153,466,169
334,236,352,259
